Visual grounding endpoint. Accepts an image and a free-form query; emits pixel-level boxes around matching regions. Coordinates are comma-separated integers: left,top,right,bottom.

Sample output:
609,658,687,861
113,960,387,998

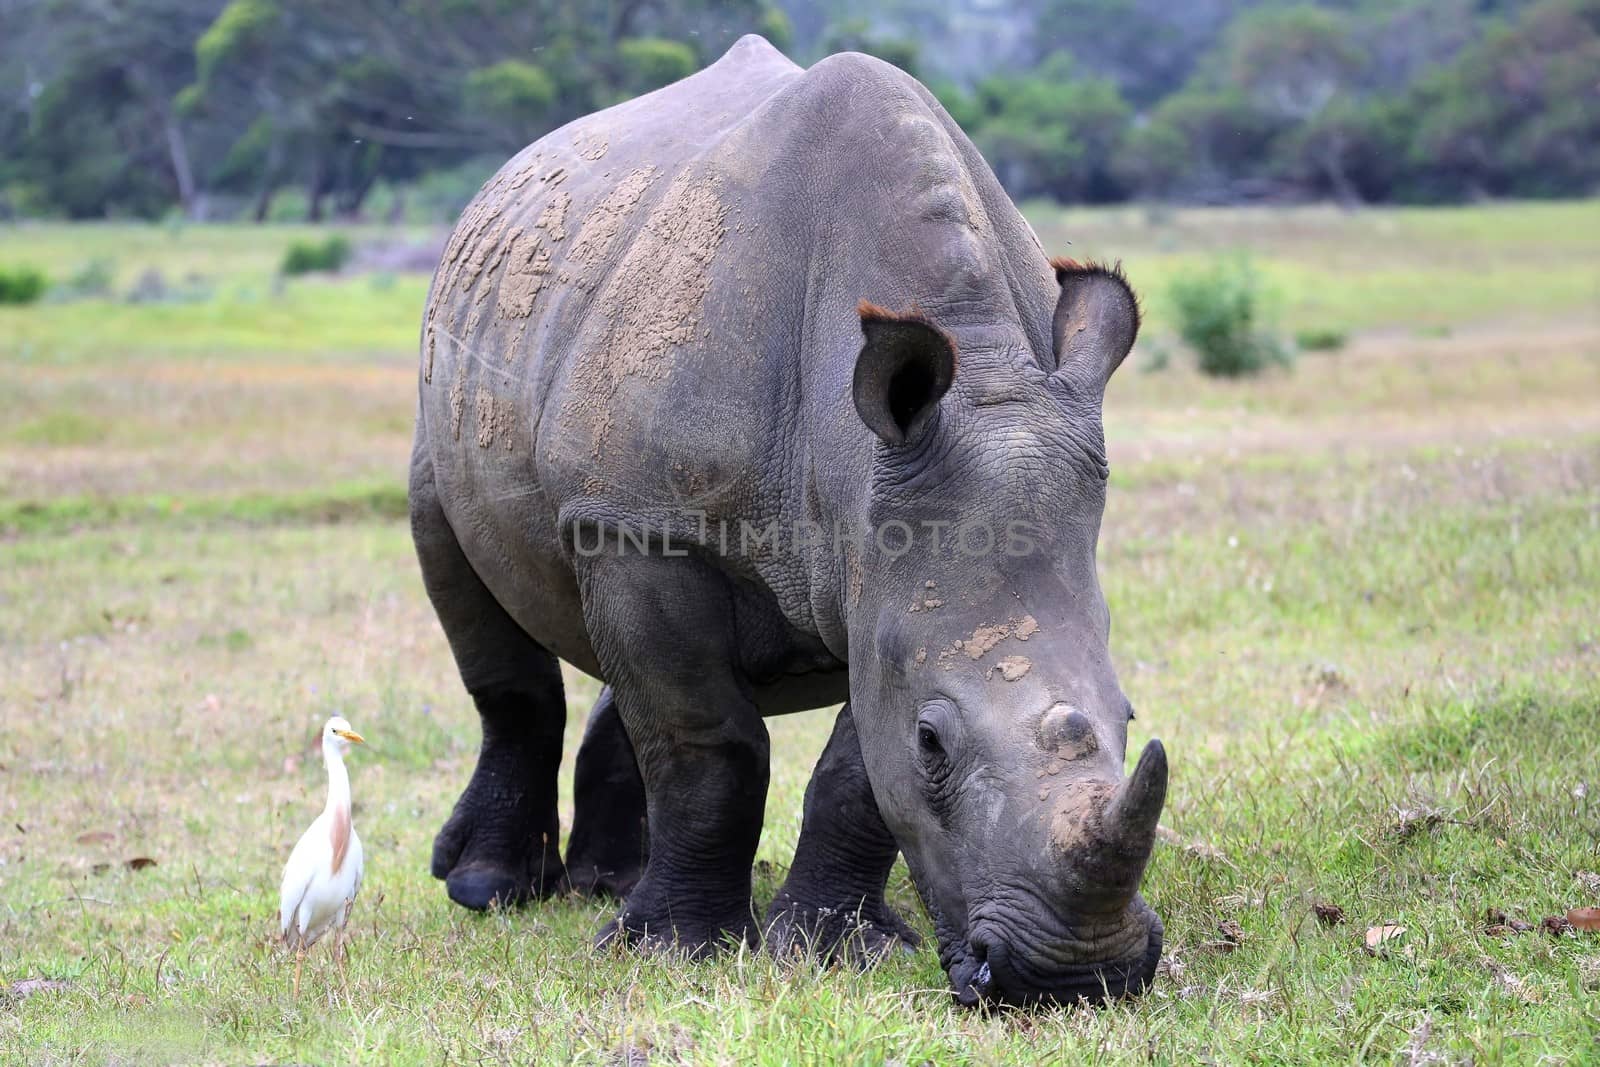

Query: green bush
280,235,350,276
1296,326,1348,352
616,37,697,95
0,265,48,305
64,258,116,298
1168,256,1290,378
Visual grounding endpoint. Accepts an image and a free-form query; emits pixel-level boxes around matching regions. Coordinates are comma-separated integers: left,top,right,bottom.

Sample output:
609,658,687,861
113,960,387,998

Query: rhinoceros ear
1051,258,1140,391
853,301,957,446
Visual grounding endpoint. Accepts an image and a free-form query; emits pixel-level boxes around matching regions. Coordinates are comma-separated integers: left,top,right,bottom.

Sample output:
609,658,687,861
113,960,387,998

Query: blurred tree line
1,0,1596,220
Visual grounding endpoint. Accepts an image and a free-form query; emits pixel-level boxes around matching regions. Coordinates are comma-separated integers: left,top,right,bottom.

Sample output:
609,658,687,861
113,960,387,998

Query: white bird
279,716,365,997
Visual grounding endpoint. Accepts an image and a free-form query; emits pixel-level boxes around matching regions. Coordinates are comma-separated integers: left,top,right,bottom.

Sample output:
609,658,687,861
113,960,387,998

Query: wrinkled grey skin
411,34,1166,1007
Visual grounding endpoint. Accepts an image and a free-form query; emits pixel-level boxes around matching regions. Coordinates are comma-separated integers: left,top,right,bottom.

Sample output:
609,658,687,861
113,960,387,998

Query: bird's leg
334,926,352,999
293,947,305,998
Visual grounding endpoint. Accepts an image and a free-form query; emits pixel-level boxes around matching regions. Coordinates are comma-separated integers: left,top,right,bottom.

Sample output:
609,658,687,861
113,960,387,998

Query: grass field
2,201,1599,1064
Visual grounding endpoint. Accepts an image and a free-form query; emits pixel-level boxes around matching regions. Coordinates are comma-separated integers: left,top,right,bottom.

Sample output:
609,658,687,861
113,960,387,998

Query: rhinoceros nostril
954,939,996,1007
1038,702,1099,760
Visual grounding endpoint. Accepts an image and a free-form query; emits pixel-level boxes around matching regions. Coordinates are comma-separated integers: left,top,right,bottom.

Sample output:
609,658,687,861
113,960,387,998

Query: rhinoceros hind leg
412,452,567,910
578,543,769,957
765,704,922,966
565,686,648,898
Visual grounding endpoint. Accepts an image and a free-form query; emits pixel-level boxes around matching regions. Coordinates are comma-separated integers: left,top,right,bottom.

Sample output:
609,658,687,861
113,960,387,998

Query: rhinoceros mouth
949,900,1163,1008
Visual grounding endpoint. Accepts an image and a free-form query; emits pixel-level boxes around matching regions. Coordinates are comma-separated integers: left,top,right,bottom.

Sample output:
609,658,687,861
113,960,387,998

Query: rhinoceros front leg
565,686,648,898
578,544,769,957
766,704,922,965
412,455,567,910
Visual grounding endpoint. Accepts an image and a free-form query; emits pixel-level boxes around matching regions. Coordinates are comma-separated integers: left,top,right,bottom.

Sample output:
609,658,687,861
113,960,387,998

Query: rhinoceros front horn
1097,739,1168,891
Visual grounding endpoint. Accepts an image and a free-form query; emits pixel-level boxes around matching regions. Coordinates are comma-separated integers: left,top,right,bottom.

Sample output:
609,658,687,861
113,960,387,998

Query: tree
964,55,1132,201
1404,0,1600,199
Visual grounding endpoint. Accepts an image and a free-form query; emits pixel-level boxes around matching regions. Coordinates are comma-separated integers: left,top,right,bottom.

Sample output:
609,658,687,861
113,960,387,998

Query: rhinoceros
411,34,1166,1007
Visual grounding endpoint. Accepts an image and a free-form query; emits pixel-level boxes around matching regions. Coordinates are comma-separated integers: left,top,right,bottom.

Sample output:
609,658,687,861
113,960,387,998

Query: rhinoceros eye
916,701,956,772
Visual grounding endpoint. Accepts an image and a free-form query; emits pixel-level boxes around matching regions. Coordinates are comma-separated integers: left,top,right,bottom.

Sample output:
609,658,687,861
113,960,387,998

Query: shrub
1295,326,1348,352
1168,256,1291,378
280,235,350,276
0,265,48,305
63,258,116,298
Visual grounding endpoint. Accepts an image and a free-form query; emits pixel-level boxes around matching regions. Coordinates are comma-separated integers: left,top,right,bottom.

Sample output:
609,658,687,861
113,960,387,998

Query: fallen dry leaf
75,831,114,846
125,856,157,871
1314,902,1346,927
1364,924,1406,953
1567,907,1600,932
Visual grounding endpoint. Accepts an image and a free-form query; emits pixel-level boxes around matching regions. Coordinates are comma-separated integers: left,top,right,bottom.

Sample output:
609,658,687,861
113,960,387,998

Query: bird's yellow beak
335,729,365,744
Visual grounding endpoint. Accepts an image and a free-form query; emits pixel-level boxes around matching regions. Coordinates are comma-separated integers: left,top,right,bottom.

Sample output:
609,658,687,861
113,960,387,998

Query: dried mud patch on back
568,167,659,290
476,386,518,451
534,191,571,242
565,171,729,457
496,232,554,320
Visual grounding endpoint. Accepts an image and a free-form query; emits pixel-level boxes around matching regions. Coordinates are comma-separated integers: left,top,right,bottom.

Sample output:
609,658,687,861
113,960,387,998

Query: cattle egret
279,716,365,996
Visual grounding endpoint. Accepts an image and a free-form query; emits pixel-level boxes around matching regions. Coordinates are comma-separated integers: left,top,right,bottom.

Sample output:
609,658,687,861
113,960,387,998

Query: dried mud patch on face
575,131,608,161
568,167,659,290
564,171,728,457
992,655,1032,682
1048,781,1115,855
940,614,1040,668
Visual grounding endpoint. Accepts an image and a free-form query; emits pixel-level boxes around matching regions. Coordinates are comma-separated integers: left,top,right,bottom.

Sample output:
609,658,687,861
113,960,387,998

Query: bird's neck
322,745,351,817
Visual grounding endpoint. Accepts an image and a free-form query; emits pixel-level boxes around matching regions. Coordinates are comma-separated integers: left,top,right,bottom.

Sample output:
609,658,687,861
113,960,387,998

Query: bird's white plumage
279,809,364,947
279,716,365,970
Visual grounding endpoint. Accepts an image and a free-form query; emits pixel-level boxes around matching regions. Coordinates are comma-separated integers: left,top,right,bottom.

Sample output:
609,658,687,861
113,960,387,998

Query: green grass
3,206,1600,1063
1028,199,1600,336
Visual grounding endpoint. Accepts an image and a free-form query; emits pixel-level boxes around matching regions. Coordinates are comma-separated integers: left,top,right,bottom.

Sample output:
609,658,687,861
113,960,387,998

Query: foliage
1295,326,1348,352
0,264,48,304
616,38,698,96
1168,256,1291,377
821,17,920,74
1,0,1597,218
62,258,118,299
280,235,351,275
960,55,1132,202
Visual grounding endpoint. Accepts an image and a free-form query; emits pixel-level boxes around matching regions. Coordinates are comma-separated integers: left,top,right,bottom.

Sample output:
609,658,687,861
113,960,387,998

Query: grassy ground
2,203,1599,1064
